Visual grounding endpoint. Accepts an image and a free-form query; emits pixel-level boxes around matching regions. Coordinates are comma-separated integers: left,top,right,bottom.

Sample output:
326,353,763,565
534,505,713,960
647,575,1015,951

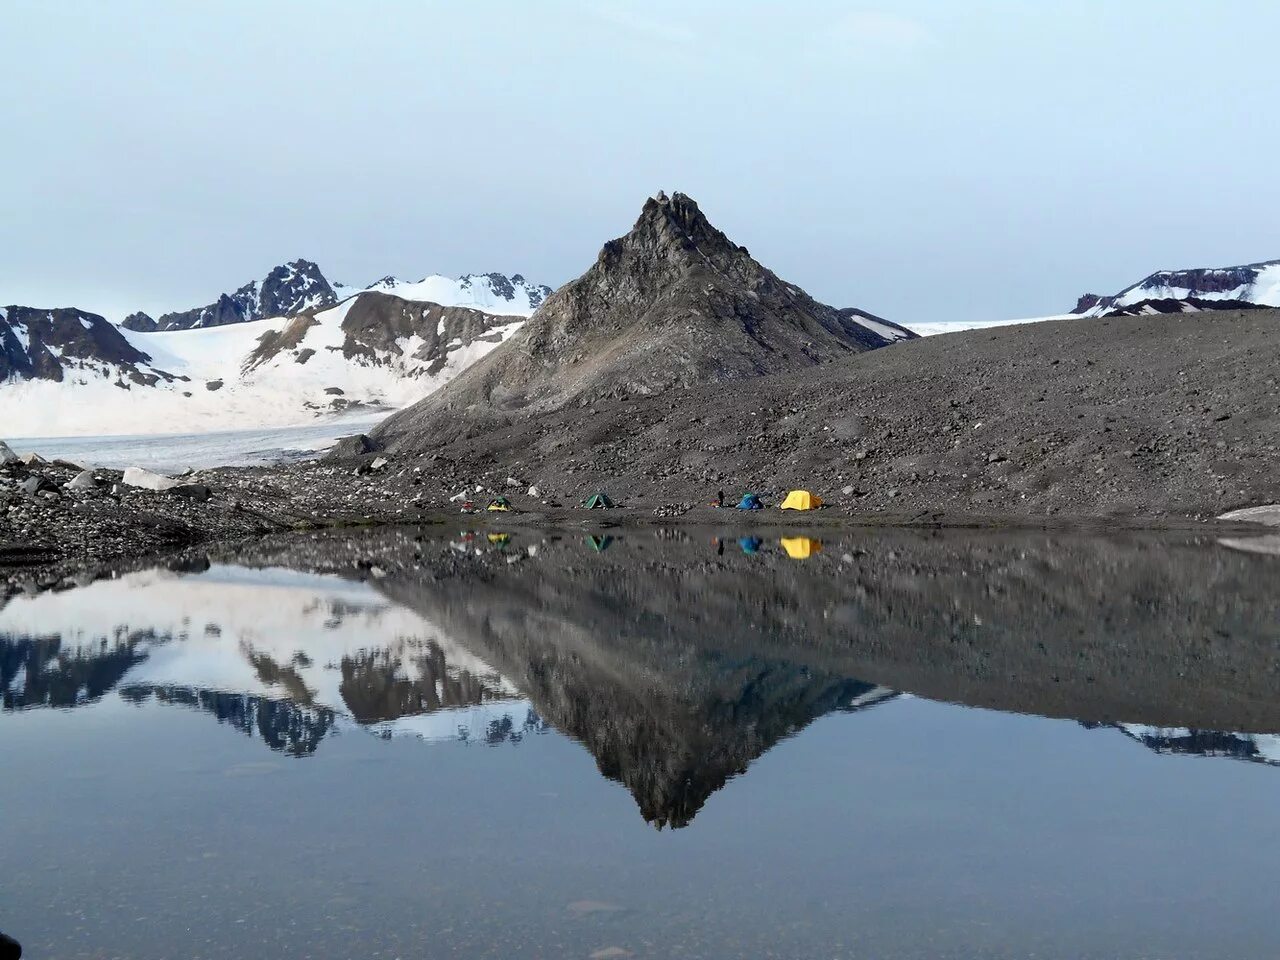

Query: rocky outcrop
122,311,158,332
244,291,518,382
372,191,911,451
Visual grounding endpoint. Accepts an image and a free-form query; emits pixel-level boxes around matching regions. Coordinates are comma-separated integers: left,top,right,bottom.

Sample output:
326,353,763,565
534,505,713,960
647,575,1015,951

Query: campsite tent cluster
466,490,825,512
735,490,822,511
582,490,824,510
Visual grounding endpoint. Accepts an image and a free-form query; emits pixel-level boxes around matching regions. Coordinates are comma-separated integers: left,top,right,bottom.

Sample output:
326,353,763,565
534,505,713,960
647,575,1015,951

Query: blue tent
736,493,763,510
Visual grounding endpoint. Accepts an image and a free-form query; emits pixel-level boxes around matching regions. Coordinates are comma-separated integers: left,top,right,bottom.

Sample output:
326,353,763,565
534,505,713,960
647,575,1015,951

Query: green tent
582,492,615,509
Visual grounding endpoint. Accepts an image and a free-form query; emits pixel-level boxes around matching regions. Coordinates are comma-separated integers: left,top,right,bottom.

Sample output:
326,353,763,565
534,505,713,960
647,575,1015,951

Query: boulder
66,470,100,491
121,466,181,492
19,475,56,495
527,485,541,497
168,483,212,502
327,434,377,459
0,442,17,465
19,452,47,466
370,456,389,471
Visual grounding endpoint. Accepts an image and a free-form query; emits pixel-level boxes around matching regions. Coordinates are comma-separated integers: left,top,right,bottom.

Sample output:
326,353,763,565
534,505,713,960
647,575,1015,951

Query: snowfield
907,314,1078,337
351,272,550,315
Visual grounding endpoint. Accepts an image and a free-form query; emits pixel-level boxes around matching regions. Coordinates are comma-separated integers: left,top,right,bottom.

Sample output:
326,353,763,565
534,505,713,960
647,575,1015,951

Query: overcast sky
4,0,1278,324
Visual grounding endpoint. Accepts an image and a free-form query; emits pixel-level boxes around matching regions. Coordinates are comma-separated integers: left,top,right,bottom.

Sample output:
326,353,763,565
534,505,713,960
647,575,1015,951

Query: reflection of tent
780,537,821,559
780,490,822,511
487,496,512,512
487,532,511,545
736,493,763,510
738,536,763,555
586,534,615,552
582,493,615,509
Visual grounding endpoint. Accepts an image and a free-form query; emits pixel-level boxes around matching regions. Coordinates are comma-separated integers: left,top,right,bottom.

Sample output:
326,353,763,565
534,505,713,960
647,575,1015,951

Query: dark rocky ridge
0,305,175,385
373,192,911,449
1099,295,1266,317
1072,258,1280,316
122,259,337,332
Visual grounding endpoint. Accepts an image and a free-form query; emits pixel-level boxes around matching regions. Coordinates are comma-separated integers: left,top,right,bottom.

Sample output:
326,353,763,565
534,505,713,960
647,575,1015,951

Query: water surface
3,527,1279,959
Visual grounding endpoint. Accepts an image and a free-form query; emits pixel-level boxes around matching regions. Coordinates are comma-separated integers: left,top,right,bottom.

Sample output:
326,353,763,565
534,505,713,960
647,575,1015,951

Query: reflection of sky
8,690,1280,959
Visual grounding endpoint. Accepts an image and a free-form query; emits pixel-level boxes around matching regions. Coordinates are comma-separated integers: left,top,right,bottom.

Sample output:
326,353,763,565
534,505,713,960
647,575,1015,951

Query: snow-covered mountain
1,292,525,436
1072,258,1280,317
1,305,167,385
1,262,550,437
122,262,550,333
123,259,339,332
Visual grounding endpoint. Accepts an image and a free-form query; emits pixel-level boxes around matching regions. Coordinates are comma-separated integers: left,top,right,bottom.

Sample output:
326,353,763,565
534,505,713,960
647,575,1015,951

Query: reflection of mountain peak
1,634,146,710
120,685,336,757
1106,723,1280,768
339,643,520,724
376,571,902,828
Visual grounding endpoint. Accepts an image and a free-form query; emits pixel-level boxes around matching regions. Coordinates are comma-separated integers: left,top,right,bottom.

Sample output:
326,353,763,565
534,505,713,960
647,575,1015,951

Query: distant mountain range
5,195,1279,441
0,197,912,438
0,265,554,436
120,261,553,333
1072,258,1280,317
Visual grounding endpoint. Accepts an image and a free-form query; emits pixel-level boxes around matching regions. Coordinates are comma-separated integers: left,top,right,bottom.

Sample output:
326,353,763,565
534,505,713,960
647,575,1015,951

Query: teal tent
582,493,615,509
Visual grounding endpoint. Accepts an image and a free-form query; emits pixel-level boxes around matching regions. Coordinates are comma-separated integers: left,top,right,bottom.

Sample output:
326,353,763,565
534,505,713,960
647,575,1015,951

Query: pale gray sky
4,0,1278,324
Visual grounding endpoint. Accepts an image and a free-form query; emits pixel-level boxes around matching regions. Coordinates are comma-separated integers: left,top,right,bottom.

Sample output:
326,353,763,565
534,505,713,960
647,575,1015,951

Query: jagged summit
373,192,913,450
122,258,338,332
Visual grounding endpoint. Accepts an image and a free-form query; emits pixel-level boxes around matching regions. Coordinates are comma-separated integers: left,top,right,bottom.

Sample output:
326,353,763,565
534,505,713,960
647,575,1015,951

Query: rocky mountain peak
372,192,911,450
601,190,745,273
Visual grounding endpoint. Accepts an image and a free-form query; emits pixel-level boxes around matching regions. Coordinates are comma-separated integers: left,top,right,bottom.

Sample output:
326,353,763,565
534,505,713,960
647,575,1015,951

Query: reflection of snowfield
0,565,534,745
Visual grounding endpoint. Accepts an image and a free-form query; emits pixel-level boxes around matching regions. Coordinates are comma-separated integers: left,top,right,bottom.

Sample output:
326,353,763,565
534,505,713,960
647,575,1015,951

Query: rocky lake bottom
2,526,1280,959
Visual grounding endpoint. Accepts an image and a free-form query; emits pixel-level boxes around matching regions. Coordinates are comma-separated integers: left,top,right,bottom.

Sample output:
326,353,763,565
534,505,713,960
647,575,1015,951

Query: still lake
3,526,1279,959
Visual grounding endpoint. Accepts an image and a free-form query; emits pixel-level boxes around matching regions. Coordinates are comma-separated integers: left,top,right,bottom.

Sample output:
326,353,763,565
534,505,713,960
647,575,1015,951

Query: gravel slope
377,308,1280,521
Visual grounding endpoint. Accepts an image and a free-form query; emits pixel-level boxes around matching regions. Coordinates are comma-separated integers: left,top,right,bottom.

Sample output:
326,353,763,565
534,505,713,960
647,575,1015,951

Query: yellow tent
780,490,822,510
780,537,822,559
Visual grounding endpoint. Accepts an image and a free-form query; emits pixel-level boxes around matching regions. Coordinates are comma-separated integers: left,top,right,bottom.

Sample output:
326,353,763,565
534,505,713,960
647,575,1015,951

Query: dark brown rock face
0,306,163,383
372,192,911,451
